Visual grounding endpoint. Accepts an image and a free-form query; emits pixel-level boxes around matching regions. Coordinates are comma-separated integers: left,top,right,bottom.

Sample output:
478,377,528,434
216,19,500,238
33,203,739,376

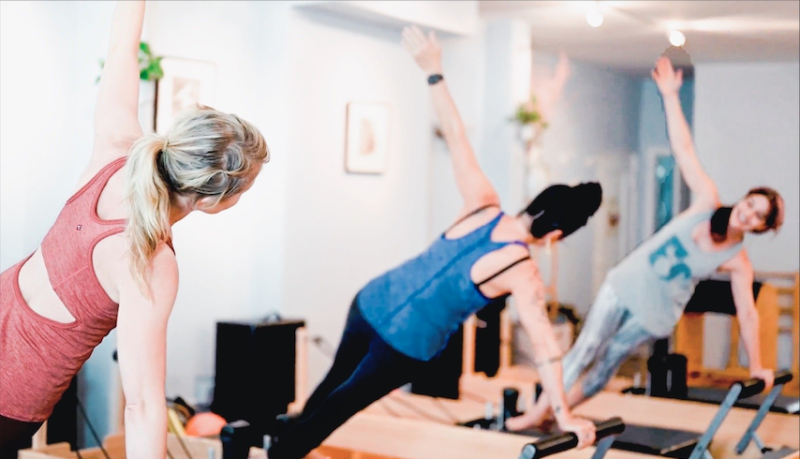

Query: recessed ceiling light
586,10,604,28
669,30,686,47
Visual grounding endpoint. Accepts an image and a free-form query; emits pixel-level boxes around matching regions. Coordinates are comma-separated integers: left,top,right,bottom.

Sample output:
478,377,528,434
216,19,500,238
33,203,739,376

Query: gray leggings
562,283,656,399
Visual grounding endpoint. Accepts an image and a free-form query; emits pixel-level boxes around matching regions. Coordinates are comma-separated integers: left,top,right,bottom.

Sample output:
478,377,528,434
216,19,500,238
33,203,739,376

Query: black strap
475,255,532,286
446,204,499,232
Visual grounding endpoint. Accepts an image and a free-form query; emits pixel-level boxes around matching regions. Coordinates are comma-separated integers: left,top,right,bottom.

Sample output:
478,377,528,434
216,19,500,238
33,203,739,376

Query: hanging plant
97,41,164,83
511,95,548,130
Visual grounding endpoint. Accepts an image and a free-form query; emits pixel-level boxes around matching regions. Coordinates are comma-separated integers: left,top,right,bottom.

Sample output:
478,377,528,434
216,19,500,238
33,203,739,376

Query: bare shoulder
446,204,502,238
117,241,179,304
146,243,179,297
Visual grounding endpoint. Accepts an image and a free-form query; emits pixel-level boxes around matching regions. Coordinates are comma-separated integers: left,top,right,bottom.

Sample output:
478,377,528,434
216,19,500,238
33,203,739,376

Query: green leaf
99,41,163,82
139,41,151,56
149,67,164,80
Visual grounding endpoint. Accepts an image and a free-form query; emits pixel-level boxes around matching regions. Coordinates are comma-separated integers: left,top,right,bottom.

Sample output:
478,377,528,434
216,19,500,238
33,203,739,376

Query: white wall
280,7,433,389
694,62,799,371
694,62,800,273
532,55,641,313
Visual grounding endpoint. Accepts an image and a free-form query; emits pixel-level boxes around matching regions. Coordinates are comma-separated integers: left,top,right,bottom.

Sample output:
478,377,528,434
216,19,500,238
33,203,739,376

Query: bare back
17,154,132,323
444,207,534,299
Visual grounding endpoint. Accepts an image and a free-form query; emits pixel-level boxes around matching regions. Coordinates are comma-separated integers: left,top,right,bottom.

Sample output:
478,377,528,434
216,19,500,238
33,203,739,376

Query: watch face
428,74,444,85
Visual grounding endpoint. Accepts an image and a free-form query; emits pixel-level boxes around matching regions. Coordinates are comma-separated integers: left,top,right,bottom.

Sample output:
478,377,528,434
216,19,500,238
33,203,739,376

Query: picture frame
155,57,217,134
345,102,390,174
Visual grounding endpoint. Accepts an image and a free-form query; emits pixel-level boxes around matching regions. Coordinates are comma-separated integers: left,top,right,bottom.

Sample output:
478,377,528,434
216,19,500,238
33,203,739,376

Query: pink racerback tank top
0,157,128,421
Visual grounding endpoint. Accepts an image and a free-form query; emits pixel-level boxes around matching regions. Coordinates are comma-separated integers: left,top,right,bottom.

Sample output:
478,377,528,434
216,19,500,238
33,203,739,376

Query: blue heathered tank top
606,209,743,337
358,211,526,361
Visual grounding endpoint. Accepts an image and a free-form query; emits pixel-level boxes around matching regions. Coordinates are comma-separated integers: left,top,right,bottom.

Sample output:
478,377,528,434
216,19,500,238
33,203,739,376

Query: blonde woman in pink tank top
0,2,269,457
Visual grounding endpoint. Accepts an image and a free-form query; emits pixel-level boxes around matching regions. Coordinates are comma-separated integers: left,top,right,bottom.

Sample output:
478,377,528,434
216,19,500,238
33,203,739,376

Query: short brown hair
747,187,784,233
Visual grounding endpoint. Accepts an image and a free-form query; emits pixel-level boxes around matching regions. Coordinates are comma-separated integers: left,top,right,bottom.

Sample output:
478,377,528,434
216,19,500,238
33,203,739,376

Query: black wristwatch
427,74,444,86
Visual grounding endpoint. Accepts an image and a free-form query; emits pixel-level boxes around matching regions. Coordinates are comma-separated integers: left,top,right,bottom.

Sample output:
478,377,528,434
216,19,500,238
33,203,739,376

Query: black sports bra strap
447,204,500,231
475,255,532,287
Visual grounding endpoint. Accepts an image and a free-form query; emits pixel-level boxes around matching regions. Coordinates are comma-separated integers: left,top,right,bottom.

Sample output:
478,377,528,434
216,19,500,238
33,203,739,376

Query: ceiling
479,1,800,73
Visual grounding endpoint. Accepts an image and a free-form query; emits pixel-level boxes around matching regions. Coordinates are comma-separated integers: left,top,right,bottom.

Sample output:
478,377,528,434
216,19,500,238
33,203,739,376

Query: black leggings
268,297,422,459
0,413,43,459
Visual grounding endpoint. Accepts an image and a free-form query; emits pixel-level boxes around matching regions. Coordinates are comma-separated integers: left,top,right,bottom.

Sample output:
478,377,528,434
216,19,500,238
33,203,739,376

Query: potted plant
511,95,547,150
511,95,548,147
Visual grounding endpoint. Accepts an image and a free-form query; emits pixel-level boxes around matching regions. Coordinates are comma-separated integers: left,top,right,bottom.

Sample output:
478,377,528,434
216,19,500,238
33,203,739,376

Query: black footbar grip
736,378,766,400
774,371,794,386
518,417,625,459
734,371,794,400
504,388,522,419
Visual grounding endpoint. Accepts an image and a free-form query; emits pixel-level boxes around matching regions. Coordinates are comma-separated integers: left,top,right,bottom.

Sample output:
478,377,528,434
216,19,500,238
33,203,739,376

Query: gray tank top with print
606,210,742,337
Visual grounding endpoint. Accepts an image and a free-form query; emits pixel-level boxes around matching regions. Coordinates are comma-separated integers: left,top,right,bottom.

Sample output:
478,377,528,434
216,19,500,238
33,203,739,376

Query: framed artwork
345,102,390,174
155,58,217,134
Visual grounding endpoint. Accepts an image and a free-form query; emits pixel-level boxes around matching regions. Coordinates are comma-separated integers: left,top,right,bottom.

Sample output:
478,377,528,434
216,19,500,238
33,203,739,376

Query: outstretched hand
529,51,571,124
401,25,443,75
652,56,683,96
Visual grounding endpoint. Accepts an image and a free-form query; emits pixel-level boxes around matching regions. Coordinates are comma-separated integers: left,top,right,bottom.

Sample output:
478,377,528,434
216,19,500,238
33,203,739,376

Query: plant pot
138,79,157,133
517,124,535,144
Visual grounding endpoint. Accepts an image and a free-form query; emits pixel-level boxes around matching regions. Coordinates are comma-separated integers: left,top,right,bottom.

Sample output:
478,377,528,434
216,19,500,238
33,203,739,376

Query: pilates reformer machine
462,371,797,459
517,417,626,459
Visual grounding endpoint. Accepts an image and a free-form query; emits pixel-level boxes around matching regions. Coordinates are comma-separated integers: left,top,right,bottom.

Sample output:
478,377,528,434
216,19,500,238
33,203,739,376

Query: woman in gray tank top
507,56,785,433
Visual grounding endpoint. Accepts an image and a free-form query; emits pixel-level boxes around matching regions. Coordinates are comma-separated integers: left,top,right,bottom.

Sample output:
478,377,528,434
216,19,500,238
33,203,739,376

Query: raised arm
511,266,596,448
721,251,775,390
401,25,499,212
652,57,718,208
116,244,178,459
94,0,145,159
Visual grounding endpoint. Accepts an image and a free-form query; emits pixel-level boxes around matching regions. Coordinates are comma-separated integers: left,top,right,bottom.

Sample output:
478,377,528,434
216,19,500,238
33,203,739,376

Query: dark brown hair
521,182,603,239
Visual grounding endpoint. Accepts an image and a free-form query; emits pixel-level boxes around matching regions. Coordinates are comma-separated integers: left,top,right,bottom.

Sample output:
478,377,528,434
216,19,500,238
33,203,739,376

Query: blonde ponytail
125,133,173,292
124,106,269,293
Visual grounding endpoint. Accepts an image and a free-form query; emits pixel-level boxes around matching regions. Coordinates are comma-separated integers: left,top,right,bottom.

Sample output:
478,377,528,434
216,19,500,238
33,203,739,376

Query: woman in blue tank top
507,56,785,433
267,26,602,459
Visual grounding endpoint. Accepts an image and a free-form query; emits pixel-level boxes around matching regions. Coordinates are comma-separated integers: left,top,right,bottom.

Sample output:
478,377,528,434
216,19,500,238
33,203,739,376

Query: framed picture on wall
345,102,390,174
155,58,217,134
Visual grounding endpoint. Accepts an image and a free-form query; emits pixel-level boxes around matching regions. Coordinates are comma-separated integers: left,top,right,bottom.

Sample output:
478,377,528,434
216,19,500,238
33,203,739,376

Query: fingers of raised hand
401,32,421,56
428,30,440,48
409,24,426,42
403,25,423,47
